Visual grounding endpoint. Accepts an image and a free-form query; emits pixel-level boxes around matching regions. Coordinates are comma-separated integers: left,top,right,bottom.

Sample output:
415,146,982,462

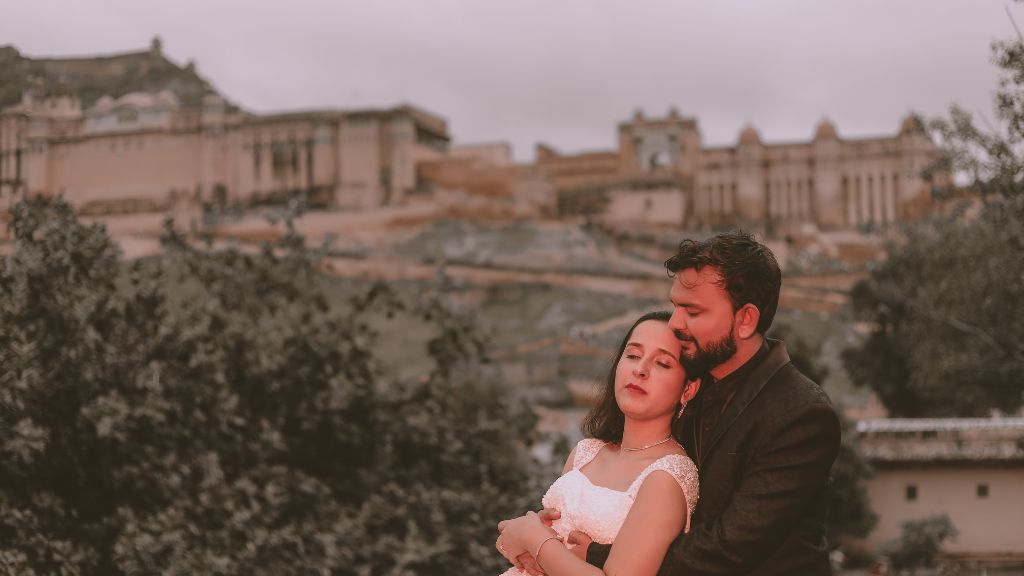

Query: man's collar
707,340,770,390
697,339,792,467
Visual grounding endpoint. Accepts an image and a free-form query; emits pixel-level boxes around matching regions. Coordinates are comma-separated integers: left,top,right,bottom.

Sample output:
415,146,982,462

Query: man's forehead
670,267,725,299
674,266,722,286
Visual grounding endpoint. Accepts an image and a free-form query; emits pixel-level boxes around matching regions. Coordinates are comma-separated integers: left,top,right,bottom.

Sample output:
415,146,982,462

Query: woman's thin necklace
621,435,674,452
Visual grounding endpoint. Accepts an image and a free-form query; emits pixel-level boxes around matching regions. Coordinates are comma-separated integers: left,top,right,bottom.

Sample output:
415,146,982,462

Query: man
512,231,841,575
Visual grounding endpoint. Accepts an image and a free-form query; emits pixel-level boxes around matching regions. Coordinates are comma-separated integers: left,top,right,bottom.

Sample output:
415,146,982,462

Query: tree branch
1007,5,1024,44
906,299,1024,365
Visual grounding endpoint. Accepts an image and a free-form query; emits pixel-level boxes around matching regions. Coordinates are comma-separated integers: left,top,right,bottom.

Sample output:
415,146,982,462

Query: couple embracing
496,231,842,576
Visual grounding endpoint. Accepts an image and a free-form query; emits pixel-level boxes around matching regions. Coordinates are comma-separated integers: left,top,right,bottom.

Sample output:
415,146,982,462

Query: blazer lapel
699,339,791,467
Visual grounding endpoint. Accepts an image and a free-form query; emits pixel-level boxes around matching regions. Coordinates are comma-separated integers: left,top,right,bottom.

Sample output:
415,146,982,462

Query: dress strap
572,438,607,470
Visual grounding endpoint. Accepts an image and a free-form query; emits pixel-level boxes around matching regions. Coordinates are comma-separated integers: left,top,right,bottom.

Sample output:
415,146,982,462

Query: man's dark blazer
587,339,842,575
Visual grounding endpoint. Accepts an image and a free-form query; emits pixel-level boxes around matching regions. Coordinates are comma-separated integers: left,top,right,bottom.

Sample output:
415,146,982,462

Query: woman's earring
677,401,687,419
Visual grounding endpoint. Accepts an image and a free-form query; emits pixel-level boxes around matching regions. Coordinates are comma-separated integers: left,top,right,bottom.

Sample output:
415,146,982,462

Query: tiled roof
856,418,1024,463
856,418,1024,433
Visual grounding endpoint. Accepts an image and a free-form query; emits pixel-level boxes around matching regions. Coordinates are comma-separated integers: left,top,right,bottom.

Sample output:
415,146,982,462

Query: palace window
977,484,989,498
271,141,298,178
118,109,139,124
905,485,917,501
253,143,262,178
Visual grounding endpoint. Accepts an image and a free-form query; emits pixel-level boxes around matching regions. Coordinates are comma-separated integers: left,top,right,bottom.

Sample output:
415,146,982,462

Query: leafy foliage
843,37,1024,417
822,414,877,546
883,514,958,574
0,197,544,575
0,43,215,109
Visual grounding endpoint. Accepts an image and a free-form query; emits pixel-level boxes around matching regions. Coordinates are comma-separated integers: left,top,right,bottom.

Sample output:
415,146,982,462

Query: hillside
0,37,230,110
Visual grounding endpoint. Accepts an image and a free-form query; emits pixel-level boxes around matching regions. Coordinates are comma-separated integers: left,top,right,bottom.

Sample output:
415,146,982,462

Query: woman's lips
625,383,647,395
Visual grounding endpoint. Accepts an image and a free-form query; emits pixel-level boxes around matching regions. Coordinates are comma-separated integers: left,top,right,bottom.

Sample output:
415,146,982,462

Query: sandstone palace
0,38,943,235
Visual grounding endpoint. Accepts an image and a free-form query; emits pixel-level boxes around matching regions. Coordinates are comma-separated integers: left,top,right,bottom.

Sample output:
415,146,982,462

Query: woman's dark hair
581,310,681,443
664,230,782,335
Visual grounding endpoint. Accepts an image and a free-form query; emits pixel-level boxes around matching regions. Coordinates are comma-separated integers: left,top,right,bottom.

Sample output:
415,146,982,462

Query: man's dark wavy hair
580,311,687,443
664,230,781,335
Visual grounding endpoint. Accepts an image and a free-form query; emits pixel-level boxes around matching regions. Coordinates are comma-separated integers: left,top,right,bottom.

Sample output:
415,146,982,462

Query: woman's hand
497,509,565,573
500,511,549,546
499,512,560,569
495,516,528,565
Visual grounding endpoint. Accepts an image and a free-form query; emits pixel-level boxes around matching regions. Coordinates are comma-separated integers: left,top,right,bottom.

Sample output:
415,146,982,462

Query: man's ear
734,303,760,340
681,378,701,405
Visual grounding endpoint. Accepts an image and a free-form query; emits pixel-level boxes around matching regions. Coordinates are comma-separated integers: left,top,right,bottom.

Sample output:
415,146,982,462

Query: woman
496,311,700,576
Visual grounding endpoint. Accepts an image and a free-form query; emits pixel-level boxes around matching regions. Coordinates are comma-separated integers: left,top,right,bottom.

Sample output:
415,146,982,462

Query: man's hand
514,551,546,576
537,508,561,526
566,530,594,561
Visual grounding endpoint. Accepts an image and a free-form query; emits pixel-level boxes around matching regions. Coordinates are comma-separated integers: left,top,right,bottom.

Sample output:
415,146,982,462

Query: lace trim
567,439,700,533
627,453,700,522
572,438,607,470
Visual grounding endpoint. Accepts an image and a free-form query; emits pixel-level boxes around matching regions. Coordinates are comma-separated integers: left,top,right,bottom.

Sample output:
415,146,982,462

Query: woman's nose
633,362,648,378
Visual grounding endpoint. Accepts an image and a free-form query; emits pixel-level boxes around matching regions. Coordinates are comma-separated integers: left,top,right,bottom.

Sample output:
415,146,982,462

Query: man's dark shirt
693,342,769,467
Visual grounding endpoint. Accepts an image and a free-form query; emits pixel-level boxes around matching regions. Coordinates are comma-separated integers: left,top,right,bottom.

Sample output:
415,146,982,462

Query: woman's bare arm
603,471,687,576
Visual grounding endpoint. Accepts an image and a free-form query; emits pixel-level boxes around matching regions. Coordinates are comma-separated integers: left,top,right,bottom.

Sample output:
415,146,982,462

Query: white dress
499,438,699,576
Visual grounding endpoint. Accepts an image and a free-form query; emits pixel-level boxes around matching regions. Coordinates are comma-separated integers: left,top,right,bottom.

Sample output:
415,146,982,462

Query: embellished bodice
544,438,699,543
498,438,699,576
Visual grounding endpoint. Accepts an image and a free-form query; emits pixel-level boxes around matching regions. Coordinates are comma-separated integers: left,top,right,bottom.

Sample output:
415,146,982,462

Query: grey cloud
0,0,1011,160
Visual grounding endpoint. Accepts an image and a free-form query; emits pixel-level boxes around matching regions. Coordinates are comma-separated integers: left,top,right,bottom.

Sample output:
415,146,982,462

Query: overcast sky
1,1,1016,160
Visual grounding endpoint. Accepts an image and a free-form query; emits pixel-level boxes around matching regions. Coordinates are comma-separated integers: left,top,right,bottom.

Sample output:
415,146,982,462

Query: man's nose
669,310,686,332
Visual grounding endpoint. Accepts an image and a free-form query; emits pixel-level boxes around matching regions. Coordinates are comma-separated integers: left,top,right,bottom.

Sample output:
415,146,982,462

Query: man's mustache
674,330,696,343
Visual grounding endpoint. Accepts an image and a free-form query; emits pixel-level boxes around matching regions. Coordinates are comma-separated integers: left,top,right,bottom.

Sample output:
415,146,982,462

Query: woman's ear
681,378,701,405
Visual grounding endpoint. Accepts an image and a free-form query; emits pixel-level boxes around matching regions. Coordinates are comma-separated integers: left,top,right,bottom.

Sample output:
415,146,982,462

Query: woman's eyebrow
625,343,677,357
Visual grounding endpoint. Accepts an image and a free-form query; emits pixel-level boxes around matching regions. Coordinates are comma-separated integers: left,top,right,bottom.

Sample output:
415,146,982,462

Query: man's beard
676,324,738,376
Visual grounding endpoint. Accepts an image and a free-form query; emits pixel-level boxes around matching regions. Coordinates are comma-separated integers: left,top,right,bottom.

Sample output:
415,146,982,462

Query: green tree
843,33,1024,417
884,514,958,575
0,197,543,575
823,415,877,547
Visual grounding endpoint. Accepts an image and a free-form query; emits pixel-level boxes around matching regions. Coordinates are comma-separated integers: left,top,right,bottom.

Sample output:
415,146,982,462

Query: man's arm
586,541,611,568
658,402,840,575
